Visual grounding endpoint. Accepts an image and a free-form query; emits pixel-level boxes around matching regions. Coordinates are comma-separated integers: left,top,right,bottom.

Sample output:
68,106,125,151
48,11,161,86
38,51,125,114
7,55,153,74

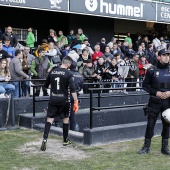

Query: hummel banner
70,0,156,22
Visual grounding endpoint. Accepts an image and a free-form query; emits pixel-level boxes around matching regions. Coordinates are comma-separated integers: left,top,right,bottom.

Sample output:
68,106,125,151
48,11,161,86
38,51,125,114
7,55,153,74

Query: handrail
89,86,148,129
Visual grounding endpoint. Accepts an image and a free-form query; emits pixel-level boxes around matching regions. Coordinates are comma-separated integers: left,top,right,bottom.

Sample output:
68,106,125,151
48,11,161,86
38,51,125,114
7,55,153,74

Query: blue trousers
0,83,15,95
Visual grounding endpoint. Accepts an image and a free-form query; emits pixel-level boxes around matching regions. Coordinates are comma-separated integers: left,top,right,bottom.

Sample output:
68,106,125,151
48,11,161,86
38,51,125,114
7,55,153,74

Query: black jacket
147,50,157,66
70,69,84,92
2,32,18,47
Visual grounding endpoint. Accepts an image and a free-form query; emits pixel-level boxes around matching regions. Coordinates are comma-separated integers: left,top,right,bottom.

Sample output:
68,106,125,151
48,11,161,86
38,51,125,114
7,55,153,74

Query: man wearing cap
138,48,170,155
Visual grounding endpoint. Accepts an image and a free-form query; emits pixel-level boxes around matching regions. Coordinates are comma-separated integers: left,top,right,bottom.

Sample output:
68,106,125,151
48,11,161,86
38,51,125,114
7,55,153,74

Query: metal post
33,86,35,117
90,90,93,129
6,92,20,130
98,91,101,111
11,93,15,127
19,80,21,98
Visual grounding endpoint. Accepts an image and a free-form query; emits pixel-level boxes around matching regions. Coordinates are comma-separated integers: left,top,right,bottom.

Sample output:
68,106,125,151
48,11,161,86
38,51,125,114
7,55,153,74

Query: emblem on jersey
156,71,159,76
49,0,62,9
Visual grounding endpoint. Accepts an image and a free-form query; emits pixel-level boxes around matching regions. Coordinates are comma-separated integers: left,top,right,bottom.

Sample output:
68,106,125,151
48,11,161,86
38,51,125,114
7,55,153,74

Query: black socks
63,123,69,142
43,122,52,140
43,122,69,142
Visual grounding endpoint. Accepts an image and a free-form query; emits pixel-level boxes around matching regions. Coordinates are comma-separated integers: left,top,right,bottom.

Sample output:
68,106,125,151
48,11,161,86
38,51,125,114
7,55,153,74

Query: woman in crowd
45,42,61,66
77,48,91,75
47,29,57,43
0,59,15,97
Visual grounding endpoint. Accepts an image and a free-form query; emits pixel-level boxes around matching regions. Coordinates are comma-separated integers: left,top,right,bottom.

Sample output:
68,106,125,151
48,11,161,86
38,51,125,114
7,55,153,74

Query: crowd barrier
88,85,149,129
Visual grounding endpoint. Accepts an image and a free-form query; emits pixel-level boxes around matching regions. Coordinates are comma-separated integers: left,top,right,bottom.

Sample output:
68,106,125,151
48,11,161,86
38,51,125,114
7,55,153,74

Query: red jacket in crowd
138,60,149,76
92,51,103,63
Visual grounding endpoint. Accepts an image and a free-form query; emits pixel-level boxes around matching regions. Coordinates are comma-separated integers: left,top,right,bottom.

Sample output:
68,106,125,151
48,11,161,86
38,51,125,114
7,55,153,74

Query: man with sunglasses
139,48,170,155
40,56,79,151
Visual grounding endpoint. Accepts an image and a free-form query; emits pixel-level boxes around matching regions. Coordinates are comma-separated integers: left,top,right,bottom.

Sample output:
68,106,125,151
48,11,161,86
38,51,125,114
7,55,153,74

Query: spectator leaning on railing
9,49,29,98
126,53,139,92
21,47,35,96
82,59,95,94
31,48,52,96
0,59,15,97
20,46,35,97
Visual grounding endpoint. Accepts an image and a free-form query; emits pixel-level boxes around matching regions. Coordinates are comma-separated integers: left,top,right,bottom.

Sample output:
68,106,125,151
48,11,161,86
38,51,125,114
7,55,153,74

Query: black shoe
138,139,151,154
40,139,47,151
63,139,71,146
161,139,170,155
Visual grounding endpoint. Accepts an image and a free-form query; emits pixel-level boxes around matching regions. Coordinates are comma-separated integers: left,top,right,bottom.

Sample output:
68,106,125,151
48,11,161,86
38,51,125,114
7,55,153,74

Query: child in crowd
106,58,119,90
116,54,129,91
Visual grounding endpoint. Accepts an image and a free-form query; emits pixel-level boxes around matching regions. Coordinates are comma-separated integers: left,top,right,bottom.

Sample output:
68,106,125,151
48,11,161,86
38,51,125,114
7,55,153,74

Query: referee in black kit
40,56,79,151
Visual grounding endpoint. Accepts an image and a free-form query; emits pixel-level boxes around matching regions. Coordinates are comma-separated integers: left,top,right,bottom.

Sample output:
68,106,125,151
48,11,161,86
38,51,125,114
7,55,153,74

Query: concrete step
84,120,162,145
33,120,162,146
19,106,156,133
34,123,84,143
19,113,46,128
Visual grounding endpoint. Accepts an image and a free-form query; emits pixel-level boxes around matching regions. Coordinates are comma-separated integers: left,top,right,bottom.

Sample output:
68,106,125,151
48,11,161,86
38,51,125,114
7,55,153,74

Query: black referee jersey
44,67,76,103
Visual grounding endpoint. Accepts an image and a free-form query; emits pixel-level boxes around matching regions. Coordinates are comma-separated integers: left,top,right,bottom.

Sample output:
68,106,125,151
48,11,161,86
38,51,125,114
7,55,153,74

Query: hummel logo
85,0,98,12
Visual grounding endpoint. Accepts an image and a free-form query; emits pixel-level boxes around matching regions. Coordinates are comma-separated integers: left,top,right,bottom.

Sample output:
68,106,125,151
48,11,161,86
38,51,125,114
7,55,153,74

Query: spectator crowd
0,26,170,98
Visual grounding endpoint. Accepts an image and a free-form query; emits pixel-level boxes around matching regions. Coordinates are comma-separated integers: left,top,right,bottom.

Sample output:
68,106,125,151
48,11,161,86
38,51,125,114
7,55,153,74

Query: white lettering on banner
99,0,143,18
160,6,170,20
161,12,170,19
0,0,26,4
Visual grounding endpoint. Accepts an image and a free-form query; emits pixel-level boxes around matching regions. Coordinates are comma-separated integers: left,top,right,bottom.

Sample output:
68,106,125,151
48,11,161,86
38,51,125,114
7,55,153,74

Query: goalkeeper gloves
73,100,79,113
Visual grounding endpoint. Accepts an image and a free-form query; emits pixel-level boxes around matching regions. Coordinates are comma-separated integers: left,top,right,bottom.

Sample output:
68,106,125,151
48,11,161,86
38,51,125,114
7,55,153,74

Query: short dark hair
83,39,88,42
64,44,70,49
15,49,22,56
42,39,48,44
72,48,77,53
114,52,120,58
38,48,44,54
82,49,88,54
62,56,73,65
105,45,110,50
4,37,10,42
149,44,153,48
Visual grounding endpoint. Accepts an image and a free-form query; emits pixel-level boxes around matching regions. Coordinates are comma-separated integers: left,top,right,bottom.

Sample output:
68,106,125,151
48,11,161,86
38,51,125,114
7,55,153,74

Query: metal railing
30,81,146,118
0,79,46,98
89,84,148,129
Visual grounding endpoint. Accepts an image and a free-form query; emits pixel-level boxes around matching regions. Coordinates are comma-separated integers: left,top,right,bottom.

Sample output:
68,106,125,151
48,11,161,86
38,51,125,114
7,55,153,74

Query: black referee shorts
47,102,71,119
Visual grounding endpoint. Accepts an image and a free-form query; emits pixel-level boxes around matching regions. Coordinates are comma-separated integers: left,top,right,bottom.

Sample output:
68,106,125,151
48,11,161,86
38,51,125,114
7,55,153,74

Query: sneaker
40,139,47,151
63,139,71,146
